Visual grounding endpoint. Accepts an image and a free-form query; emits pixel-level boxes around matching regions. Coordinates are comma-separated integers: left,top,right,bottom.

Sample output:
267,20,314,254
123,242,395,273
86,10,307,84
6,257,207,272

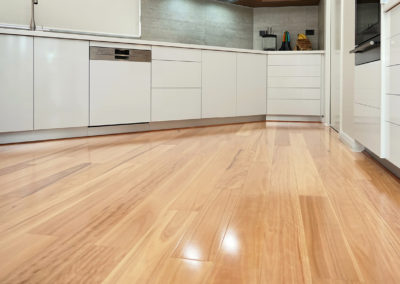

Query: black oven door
356,0,381,46
352,0,381,65
350,34,381,65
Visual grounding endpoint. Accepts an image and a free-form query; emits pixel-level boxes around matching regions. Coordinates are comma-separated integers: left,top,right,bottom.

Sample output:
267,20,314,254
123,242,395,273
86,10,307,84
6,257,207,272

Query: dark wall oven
351,0,381,65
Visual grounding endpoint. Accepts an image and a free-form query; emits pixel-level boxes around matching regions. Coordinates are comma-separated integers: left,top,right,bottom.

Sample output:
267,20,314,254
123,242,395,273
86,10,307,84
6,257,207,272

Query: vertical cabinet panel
237,53,267,116
0,35,33,133
202,50,237,118
34,38,89,130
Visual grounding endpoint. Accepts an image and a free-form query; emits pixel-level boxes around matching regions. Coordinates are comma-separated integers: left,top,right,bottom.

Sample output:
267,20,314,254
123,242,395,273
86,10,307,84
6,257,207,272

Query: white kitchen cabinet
268,88,320,100
152,89,201,121
152,60,201,88
202,50,237,118
390,4,400,37
267,100,320,116
34,38,89,130
387,65,400,94
90,60,151,126
386,94,400,125
236,53,267,116
354,103,381,155
387,34,400,66
268,65,321,77
354,61,381,108
353,61,381,156
152,46,201,62
0,35,33,133
385,122,400,168
267,54,322,117
268,76,321,88
268,54,321,66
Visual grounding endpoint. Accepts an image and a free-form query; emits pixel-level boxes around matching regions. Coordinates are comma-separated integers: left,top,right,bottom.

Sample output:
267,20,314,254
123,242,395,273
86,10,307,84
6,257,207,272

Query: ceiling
230,0,320,7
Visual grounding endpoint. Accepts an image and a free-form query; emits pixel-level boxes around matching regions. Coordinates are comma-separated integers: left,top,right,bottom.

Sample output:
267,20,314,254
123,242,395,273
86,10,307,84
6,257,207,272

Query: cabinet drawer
152,61,201,88
268,76,321,88
387,65,400,94
268,65,321,77
152,46,201,62
390,5,400,38
267,99,321,116
386,122,400,168
268,54,321,66
268,88,320,100
354,103,381,155
388,34,400,66
151,88,201,121
386,94,400,125
354,61,381,108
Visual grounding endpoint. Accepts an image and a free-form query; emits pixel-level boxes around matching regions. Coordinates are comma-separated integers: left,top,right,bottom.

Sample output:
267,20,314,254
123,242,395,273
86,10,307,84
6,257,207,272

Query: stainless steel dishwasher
89,45,151,126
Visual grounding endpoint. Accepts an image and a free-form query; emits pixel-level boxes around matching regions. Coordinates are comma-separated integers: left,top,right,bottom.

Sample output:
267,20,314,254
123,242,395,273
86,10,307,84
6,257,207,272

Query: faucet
30,0,38,30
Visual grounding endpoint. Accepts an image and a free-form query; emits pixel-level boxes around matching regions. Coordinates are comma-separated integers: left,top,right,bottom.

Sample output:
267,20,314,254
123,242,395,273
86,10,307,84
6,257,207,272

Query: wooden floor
1,122,400,283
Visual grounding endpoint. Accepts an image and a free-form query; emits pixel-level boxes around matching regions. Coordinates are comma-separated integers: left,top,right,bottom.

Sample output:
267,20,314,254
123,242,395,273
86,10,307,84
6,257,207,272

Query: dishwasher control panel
90,47,151,62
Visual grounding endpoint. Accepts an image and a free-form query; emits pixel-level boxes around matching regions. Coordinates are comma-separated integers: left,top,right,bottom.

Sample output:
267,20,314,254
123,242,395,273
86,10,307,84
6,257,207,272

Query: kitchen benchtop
0,27,325,55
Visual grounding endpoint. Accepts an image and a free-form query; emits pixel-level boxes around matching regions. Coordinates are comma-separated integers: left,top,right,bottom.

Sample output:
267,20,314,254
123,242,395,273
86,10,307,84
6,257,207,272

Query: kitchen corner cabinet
34,38,89,130
202,50,237,118
236,53,267,116
0,34,33,133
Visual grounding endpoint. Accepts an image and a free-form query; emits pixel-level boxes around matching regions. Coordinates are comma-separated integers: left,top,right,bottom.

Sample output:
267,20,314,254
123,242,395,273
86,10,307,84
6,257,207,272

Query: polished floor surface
1,122,400,283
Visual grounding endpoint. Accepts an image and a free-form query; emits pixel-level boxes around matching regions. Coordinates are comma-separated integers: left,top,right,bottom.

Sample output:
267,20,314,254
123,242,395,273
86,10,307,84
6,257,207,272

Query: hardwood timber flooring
1,122,400,283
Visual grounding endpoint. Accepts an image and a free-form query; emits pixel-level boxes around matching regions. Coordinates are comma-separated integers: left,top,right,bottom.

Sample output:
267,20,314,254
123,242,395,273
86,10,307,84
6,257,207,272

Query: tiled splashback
254,6,320,50
141,0,322,51
141,0,253,49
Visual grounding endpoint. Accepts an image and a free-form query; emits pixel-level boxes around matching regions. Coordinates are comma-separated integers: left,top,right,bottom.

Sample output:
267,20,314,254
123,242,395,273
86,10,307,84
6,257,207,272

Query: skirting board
266,115,322,122
339,131,365,152
0,115,266,144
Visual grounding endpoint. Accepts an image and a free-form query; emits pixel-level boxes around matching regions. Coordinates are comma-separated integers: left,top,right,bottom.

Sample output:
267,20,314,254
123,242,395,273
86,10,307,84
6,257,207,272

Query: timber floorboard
0,122,400,283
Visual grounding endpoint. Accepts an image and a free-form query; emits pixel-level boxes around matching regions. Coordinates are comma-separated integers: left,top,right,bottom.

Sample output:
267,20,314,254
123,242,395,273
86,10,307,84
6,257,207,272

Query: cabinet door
202,50,236,118
237,53,267,116
152,89,201,122
90,60,150,126
34,38,89,130
0,35,33,133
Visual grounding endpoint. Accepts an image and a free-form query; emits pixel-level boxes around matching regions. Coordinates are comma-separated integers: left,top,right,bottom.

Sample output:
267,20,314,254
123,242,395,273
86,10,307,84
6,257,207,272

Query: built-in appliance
89,46,151,126
351,0,381,65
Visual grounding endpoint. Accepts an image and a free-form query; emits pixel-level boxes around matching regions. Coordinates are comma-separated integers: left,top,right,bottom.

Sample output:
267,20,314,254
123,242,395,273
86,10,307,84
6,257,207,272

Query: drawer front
354,103,381,155
386,122,400,168
268,65,321,77
390,5,400,38
268,88,320,100
387,65,400,94
152,89,201,121
386,94,400,125
268,54,321,66
152,61,201,88
267,99,321,116
354,61,381,108
268,76,321,88
152,46,201,62
388,34,400,66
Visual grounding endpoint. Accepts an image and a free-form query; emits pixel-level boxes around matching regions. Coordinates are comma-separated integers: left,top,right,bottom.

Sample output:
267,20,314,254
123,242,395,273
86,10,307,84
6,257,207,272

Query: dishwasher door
89,46,151,126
